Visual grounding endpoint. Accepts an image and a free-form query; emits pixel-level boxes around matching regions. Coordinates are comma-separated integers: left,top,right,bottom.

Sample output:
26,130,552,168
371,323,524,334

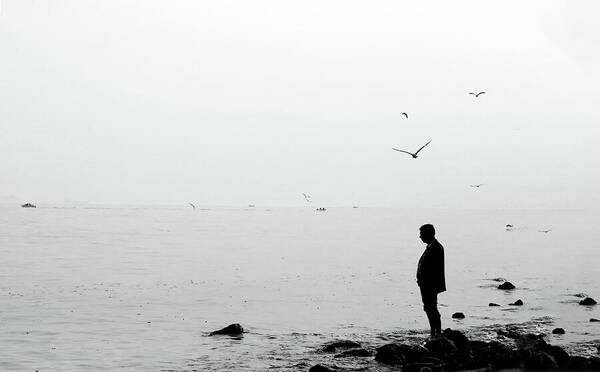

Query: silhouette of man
416,224,446,337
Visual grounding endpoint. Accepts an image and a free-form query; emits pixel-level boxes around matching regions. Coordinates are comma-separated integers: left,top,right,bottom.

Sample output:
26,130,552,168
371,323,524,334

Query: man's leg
420,288,441,337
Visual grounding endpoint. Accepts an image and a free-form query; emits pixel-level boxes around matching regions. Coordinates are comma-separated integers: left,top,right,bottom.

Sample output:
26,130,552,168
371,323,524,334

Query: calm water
0,205,599,371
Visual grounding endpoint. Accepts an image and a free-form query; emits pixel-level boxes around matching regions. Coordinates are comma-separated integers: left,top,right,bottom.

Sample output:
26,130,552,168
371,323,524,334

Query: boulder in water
375,343,430,365
488,302,500,306
334,348,371,358
424,336,458,358
209,323,243,336
309,364,336,372
322,340,361,352
552,327,565,335
452,312,465,319
442,328,470,351
498,281,515,290
21,203,36,208
590,318,600,322
510,299,523,306
579,297,597,305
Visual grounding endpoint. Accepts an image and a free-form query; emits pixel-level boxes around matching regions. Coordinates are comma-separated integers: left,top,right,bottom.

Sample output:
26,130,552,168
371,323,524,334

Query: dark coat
416,239,446,293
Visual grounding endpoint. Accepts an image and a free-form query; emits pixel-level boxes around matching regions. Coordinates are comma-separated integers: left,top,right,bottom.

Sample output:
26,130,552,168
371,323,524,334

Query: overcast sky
1,1,599,208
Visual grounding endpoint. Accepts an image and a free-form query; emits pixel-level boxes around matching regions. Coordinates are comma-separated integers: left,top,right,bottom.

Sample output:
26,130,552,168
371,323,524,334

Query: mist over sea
1,205,598,371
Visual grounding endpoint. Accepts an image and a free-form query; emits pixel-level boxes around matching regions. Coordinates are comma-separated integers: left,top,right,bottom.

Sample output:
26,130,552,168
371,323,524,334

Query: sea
1,205,599,371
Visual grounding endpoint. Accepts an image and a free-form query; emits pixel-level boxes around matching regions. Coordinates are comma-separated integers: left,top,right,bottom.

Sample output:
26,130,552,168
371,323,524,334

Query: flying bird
538,229,552,233
401,112,408,119
188,203,196,209
392,140,432,158
469,91,485,97
470,184,484,188
302,193,312,202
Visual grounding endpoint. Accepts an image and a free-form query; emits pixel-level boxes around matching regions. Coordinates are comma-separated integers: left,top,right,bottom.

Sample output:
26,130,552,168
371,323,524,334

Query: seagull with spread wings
469,91,485,97
188,202,196,209
392,140,431,158
538,229,552,233
302,193,312,203
401,112,408,119
470,184,484,188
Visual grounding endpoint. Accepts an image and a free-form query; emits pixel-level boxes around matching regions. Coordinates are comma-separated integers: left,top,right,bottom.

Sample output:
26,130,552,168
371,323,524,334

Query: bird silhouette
302,193,312,202
538,229,552,233
470,184,484,188
401,112,408,119
469,91,485,97
392,140,431,158
188,203,196,209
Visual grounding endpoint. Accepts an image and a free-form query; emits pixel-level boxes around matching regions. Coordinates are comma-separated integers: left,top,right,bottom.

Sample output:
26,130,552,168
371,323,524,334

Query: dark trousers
420,287,441,335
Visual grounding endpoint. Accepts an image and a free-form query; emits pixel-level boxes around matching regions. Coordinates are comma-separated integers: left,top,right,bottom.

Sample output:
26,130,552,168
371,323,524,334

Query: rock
21,203,36,208
322,340,361,352
334,348,371,358
452,312,465,319
375,343,430,365
488,303,500,307
590,318,600,322
523,351,558,369
544,344,570,366
209,323,243,336
589,356,600,369
402,362,436,372
496,329,522,339
516,333,546,350
552,327,565,334
469,340,520,369
564,355,590,369
498,282,515,290
424,336,458,358
509,299,523,306
579,297,597,305
442,328,470,351
309,364,336,372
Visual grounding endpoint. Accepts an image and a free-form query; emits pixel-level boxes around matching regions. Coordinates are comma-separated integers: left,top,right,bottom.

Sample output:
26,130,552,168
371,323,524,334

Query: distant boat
352,206,359,209
248,204,255,208
21,203,36,208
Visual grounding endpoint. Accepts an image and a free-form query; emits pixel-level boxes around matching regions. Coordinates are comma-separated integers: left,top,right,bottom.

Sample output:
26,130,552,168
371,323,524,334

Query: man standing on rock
416,224,446,338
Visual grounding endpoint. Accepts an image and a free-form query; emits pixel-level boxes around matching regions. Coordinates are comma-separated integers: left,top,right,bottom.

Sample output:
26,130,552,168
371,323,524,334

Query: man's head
419,224,436,244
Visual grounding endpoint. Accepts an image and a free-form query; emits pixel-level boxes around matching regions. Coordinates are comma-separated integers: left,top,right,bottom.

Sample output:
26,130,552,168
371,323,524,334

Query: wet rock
402,362,436,372
452,312,465,319
545,344,570,366
516,333,546,350
322,340,361,352
309,364,336,372
590,318,600,322
333,348,371,358
579,297,597,305
509,299,523,306
496,329,522,339
466,339,519,369
442,328,470,351
498,281,515,290
523,351,558,369
209,323,243,336
552,327,565,334
488,303,500,307
424,336,458,358
589,356,600,369
564,355,590,369
375,343,430,365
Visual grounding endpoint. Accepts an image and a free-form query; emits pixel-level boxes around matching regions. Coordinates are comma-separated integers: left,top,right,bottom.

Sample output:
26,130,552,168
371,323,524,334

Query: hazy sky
1,1,599,208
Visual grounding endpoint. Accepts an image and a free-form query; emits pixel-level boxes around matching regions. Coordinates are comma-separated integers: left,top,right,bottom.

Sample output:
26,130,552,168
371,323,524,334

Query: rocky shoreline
310,327,600,372
208,322,600,371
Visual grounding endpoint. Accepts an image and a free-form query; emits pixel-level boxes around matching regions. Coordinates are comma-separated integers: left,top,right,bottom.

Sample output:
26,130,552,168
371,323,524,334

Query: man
416,224,446,338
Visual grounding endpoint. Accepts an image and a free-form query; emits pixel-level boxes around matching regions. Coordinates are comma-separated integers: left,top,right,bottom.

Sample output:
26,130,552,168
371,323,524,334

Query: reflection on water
0,205,599,370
